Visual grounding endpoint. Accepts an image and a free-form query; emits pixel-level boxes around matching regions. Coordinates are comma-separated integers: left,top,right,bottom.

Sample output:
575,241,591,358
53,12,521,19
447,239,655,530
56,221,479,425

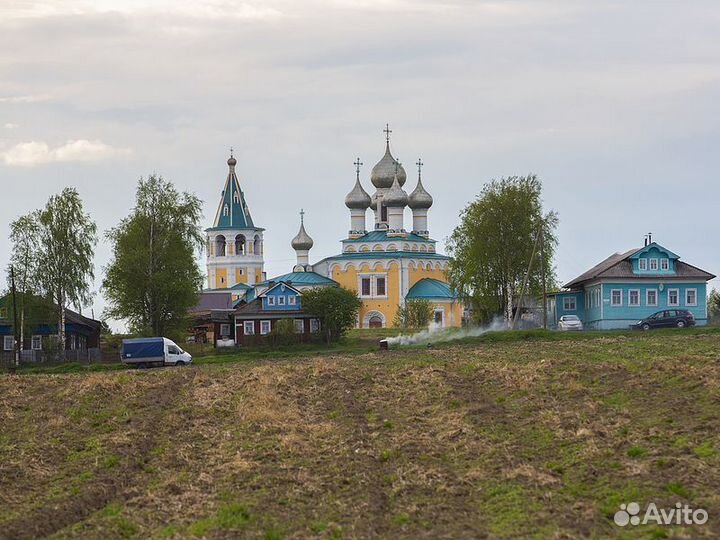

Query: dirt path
0,369,196,540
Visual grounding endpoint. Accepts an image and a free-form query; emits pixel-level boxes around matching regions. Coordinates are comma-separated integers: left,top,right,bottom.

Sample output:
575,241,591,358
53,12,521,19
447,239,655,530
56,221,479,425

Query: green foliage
394,298,434,328
103,175,204,340
707,289,720,323
300,286,362,344
446,175,557,323
270,319,296,346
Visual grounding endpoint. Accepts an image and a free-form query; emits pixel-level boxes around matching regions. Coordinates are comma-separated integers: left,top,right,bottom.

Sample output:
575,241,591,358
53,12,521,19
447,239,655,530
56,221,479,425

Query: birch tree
8,212,41,349
446,175,558,324
103,175,204,338
37,188,97,350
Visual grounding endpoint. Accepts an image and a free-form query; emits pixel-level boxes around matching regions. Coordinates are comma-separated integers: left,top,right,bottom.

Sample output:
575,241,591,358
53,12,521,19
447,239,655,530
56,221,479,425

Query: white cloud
4,123,19,129
0,94,53,103
1,139,131,166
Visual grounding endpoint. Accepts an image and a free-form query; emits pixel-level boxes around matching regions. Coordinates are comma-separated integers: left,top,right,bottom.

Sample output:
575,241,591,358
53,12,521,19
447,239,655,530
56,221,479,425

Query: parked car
558,315,583,331
121,337,193,368
632,309,695,330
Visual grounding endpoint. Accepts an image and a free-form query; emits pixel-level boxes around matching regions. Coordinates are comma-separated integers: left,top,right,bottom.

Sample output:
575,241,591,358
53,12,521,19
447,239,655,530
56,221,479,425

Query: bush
270,319,297,346
394,299,435,328
301,286,362,344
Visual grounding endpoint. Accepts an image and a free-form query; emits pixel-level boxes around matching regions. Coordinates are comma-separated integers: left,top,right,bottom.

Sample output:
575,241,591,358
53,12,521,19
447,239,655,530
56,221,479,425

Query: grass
1,328,720,538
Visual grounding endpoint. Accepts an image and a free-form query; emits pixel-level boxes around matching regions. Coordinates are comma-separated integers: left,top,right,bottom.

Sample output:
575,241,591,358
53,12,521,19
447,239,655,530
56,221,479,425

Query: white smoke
386,317,508,346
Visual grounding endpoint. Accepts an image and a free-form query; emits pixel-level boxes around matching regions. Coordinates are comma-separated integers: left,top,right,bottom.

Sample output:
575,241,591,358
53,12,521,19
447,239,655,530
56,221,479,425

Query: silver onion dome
383,174,408,207
227,155,237,167
408,177,433,209
291,215,314,251
344,178,372,209
371,143,406,188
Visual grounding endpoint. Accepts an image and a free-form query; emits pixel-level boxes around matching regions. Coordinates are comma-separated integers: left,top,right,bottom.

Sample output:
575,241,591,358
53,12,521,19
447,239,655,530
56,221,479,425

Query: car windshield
562,316,580,322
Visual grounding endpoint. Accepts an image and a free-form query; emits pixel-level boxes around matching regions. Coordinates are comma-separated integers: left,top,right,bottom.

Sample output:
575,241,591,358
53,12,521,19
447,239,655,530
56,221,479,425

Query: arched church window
223,204,229,217
234,192,240,204
381,203,387,222
235,235,245,255
215,235,226,257
253,235,261,255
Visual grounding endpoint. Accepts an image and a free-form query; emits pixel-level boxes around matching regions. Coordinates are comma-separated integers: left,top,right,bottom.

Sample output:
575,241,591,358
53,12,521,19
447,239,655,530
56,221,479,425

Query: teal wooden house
548,242,715,330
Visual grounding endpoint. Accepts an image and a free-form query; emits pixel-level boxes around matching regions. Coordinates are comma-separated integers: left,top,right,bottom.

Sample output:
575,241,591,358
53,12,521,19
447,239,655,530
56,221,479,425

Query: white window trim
610,289,623,306
628,289,641,306
3,335,14,351
563,297,576,311
646,289,658,307
288,295,296,306
277,296,286,306
358,273,389,299
649,258,659,271
244,321,255,335
260,320,271,335
639,259,647,271
686,288,698,307
667,288,680,307
310,319,320,333
267,296,275,306
294,319,305,334
660,258,669,271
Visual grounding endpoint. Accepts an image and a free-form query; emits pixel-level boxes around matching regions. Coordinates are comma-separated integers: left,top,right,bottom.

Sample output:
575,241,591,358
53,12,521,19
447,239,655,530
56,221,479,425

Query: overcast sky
1,0,719,327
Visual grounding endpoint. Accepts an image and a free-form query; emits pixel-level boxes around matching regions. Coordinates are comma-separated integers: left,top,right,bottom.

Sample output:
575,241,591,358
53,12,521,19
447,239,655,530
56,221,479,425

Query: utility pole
10,265,19,372
540,219,547,330
512,226,542,330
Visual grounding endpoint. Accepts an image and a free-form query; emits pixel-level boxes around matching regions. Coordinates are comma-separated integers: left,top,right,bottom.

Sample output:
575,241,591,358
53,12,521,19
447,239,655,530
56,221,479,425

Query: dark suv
632,309,695,330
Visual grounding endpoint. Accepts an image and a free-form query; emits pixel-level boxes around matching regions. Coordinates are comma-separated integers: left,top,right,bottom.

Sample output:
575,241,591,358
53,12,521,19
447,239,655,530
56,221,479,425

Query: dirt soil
1,332,719,539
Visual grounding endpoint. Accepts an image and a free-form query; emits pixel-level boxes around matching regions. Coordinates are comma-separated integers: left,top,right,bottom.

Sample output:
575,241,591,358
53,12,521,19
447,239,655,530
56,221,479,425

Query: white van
121,337,193,368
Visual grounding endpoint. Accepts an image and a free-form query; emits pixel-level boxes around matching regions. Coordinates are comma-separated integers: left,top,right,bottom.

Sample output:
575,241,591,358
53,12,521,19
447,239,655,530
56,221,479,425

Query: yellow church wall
332,261,403,327
255,269,262,283
216,268,228,289
408,264,448,289
235,268,248,284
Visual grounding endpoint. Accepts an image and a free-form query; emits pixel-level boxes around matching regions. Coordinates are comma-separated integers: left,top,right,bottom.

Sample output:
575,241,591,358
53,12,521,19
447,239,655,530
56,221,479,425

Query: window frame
660,258,669,271
267,296,275,306
686,288,698,307
610,289,622,306
243,321,255,335
310,319,320,333
288,295,297,306
277,295,286,306
294,319,305,334
562,296,576,311
260,320,271,335
3,335,14,351
667,288,679,307
30,335,42,351
376,276,387,297
360,277,372,297
646,289,658,307
649,258,659,271
220,324,231,337
628,289,640,306
638,258,647,271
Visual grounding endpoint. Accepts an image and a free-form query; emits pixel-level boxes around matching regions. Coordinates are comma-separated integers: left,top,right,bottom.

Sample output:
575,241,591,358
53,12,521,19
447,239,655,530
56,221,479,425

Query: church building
200,127,461,336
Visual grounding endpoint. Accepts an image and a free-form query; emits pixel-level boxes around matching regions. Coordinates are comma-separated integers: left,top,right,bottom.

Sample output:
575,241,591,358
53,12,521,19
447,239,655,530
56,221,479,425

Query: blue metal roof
343,230,435,243
260,271,338,287
406,278,457,300
208,164,256,230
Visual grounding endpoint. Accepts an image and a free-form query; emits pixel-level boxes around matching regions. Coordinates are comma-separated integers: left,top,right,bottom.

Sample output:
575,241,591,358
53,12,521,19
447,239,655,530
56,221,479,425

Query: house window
4,336,14,351
32,335,42,351
686,289,697,306
611,289,622,306
668,289,679,307
646,289,658,306
294,319,305,334
660,258,669,271
310,319,320,333
629,289,640,306
288,295,296,306
267,296,275,306
376,277,386,297
260,320,271,335
639,259,647,271
277,296,286,306
361,277,371,296
0,308,7,320
563,297,576,311
649,258,658,271
244,321,255,335
220,324,231,337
